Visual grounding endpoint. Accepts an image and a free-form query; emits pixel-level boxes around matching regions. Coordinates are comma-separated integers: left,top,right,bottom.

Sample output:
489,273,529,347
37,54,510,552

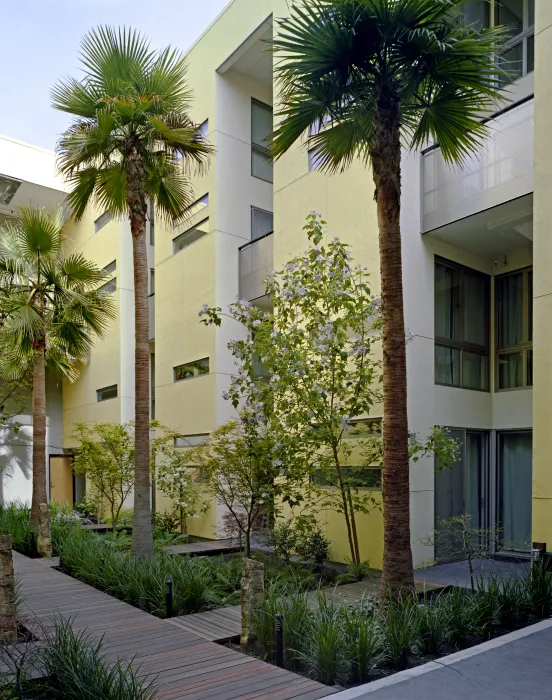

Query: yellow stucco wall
532,1,552,548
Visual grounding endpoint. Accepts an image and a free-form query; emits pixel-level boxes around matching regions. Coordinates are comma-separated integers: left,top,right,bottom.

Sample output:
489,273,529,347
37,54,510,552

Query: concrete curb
330,618,552,698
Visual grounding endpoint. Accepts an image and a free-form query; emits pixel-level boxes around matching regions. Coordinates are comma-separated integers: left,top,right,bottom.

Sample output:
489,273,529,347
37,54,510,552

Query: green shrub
442,587,476,646
0,502,33,555
491,574,530,630
382,595,419,670
295,529,330,572
270,522,297,565
336,558,372,584
301,596,348,686
343,605,384,683
415,594,450,656
39,617,157,699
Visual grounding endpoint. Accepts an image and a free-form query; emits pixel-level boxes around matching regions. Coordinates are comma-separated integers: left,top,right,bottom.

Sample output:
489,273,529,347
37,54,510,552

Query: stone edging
330,618,552,698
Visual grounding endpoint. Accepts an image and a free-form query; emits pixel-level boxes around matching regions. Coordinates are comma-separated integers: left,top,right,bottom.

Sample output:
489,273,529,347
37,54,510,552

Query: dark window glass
174,358,210,382
97,385,117,402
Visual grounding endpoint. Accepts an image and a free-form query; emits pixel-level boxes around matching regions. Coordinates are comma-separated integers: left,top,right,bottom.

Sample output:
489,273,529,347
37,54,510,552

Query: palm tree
0,207,115,548
271,0,507,595
51,27,211,556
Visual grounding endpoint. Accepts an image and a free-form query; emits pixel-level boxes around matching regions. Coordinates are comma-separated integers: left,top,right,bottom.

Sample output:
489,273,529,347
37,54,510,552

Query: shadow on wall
0,421,33,505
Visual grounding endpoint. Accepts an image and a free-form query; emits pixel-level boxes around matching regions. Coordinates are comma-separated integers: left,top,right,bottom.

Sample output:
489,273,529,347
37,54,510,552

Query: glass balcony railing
238,232,274,301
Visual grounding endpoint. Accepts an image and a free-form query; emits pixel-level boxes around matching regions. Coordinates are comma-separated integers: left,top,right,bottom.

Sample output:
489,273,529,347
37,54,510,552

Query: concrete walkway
332,619,552,700
416,557,530,590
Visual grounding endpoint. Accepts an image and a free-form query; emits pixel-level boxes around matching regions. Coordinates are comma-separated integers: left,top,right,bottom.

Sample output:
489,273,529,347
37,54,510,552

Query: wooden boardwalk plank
12,552,335,700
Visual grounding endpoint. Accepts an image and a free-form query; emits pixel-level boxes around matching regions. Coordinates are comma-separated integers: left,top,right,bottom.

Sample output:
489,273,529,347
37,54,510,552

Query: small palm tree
272,0,507,595
0,207,116,551
52,27,211,556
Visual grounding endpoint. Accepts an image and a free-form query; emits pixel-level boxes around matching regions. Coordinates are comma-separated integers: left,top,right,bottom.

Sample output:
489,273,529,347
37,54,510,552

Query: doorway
498,431,532,552
49,455,74,506
434,429,490,560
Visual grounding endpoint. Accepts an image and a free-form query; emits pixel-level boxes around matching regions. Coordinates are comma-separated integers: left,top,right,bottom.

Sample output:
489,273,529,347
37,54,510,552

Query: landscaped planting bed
237,566,552,688
0,503,329,619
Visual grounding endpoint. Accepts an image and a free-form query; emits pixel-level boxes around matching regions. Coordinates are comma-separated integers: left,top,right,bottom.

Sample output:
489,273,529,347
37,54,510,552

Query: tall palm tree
271,0,507,595
51,27,211,556
0,207,115,546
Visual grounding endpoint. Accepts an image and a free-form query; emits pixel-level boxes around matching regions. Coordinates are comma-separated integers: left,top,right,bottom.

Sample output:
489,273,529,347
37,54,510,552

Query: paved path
331,619,552,700
416,558,530,590
14,552,334,700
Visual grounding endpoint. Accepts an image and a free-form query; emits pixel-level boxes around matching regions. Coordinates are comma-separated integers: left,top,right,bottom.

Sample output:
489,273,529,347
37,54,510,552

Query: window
97,385,117,402
312,467,382,490
173,218,209,253
497,0,535,83
456,0,490,28
498,431,532,552
149,268,155,296
251,100,273,182
308,147,324,172
251,207,273,241
434,259,490,391
94,211,113,233
496,267,532,390
99,260,117,295
196,120,208,141
0,176,22,205
174,434,209,447
174,358,209,382
149,200,155,246
186,194,209,220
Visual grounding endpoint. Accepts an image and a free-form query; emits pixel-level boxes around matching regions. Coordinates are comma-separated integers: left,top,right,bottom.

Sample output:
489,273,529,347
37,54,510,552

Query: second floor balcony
421,98,534,235
238,232,273,302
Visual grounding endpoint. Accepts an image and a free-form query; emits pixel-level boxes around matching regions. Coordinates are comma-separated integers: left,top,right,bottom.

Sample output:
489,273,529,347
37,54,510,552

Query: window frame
173,358,210,383
99,260,117,295
172,217,209,254
497,0,535,84
96,385,118,402
251,99,273,183
434,257,491,392
495,266,533,391
251,206,274,242
94,211,114,233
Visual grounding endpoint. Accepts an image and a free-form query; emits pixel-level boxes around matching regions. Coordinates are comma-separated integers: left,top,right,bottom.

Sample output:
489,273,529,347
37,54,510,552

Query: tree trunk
127,149,154,558
30,350,47,530
371,96,414,596
240,556,264,646
346,486,361,566
37,503,52,558
0,535,16,644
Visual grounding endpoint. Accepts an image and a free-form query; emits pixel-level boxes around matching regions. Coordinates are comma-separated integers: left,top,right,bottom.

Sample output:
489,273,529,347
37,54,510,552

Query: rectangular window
173,217,209,253
149,268,155,296
458,0,490,27
251,207,273,241
174,434,209,447
498,431,532,552
497,0,535,84
251,100,273,183
312,467,382,490
94,211,113,233
434,259,490,390
174,358,209,382
496,267,532,390
96,385,117,402
196,120,208,141
308,147,324,172
99,260,117,295
149,200,155,246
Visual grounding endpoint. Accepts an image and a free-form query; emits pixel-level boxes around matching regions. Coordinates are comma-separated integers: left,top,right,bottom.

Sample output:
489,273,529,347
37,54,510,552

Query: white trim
330,619,552,698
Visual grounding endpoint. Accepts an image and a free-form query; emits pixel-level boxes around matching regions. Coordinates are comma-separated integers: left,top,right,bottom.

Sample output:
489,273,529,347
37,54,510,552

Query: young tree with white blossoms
202,213,460,567
154,432,209,535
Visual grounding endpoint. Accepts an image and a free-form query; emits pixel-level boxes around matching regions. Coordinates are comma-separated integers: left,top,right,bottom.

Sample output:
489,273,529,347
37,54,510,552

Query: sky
1,0,230,151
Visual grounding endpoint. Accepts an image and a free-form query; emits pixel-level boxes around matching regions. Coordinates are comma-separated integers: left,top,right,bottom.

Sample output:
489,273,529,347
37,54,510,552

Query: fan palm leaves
52,26,211,556
272,0,508,595
0,206,116,547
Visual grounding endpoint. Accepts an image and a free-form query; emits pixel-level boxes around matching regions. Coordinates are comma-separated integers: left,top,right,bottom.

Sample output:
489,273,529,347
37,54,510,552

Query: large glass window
251,100,273,183
497,0,535,83
251,207,273,241
496,267,532,390
498,431,532,552
434,259,490,390
459,0,491,27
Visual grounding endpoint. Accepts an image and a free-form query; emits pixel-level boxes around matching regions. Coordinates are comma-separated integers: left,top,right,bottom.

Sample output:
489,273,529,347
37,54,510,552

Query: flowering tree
202,214,460,567
202,214,382,565
154,432,209,534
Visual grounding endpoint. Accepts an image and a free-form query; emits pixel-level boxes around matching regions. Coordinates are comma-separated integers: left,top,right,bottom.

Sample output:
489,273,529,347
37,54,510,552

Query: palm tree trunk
30,349,47,530
127,150,154,558
371,96,414,596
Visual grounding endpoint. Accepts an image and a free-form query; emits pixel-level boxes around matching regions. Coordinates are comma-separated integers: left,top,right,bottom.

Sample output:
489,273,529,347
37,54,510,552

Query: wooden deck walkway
13,553,334,700
170,577,445,643
162,538,241,557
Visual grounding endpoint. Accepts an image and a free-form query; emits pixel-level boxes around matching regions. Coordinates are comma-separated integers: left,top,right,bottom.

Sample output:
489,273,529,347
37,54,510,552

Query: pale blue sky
1,0,230,150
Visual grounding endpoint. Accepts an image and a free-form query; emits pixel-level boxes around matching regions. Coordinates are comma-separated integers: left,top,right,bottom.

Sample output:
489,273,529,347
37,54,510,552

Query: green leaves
272,0,510,170
53,25,211,224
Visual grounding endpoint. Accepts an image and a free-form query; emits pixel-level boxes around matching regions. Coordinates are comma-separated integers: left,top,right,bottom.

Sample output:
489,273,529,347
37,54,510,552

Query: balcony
239,232,273,301
421,99,534,234
148,295,155,341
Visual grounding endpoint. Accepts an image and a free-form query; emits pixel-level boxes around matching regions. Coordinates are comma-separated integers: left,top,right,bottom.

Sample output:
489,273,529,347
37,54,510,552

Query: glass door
498,431,532,552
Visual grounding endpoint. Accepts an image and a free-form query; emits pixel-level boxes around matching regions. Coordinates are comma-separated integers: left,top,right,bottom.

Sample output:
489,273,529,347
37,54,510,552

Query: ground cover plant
249,568,552,688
